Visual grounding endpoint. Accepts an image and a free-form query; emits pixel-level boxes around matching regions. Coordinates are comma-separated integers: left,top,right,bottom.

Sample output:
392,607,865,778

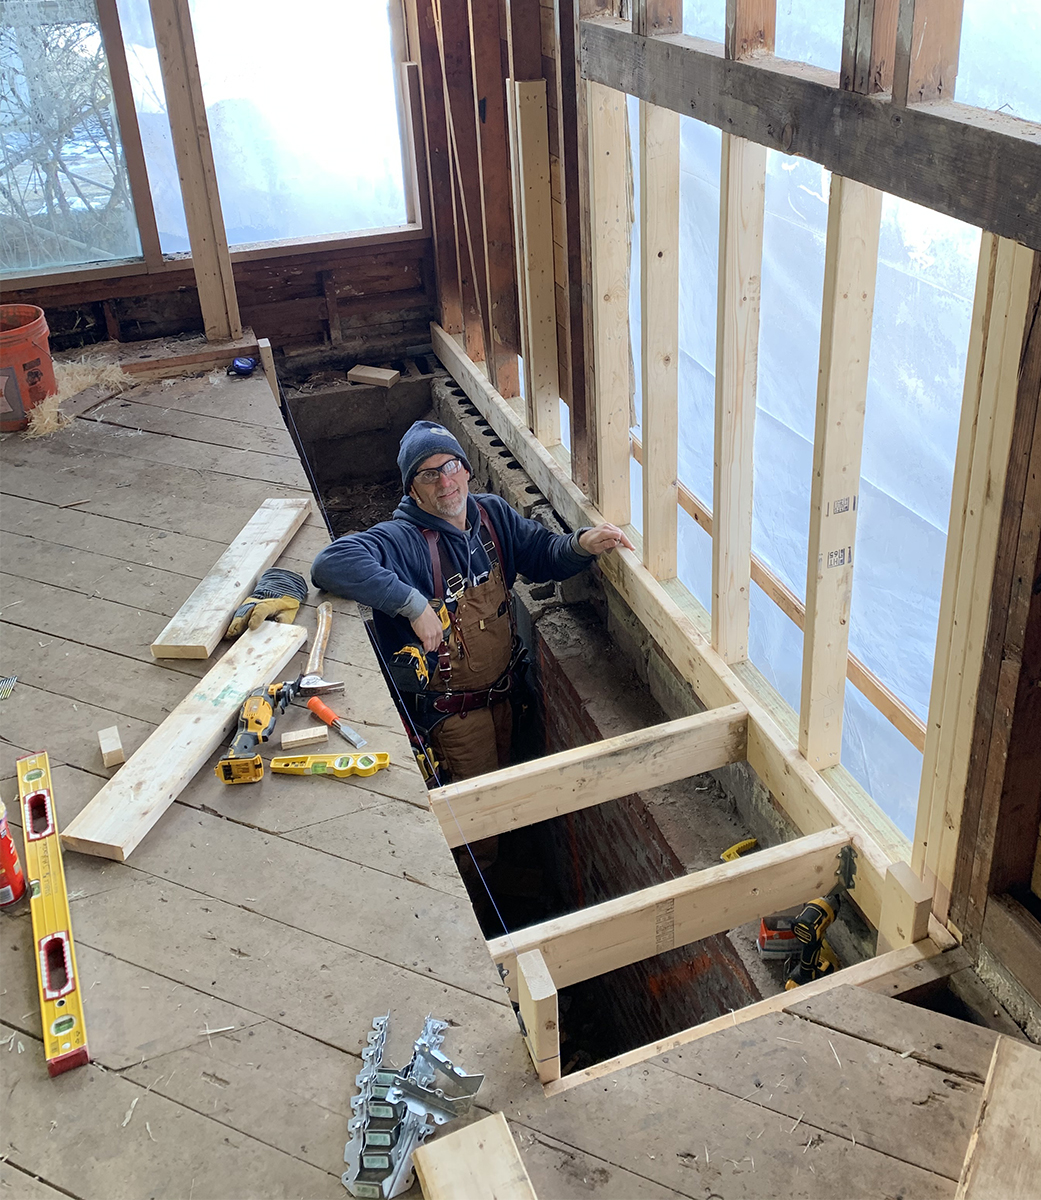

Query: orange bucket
0,304,58,432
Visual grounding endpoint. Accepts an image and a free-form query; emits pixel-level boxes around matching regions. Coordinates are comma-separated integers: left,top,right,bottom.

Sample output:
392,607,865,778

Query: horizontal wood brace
631,433,925,750
431,323,894,928
430,702,747,848
580,19,1041,251
488,825,851,998
543,936,945,1094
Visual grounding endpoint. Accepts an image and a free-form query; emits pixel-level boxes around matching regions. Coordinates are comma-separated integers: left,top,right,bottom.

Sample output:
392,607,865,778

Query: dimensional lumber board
489,826,850,997
150,498,311,659
61,622,307,861
588,79,632,526
413,1112,538,1200
346,364,400,387
640,99,680,581
517,948,560,1084
546,936,944,1094
712,131,766,660
799,174,881,768
955,1037,1041,1200
430,703,747,847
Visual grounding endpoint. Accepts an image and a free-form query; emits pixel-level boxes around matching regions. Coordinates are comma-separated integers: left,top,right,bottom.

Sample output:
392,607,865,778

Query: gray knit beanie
398,420,472,491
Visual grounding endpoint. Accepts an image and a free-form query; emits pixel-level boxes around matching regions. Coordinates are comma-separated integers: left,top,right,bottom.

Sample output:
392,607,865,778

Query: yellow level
270,752,390,779
17,752,90,1077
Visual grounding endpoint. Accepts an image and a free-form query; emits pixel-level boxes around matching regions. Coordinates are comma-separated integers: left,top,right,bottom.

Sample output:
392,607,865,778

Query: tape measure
270,752,390,778
16,752,90,1077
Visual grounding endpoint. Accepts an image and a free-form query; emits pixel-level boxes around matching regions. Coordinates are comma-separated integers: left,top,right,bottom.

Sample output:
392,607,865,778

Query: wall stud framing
431,321,894,928
711,133,766,661
913,235,1036,921
587,79,633,527
489,826,851,999
148,0,241,342
799,174,882,769
639,100,680,579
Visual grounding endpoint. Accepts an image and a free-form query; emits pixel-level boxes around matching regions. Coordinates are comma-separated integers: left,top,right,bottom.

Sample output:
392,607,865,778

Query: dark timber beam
580,18,1041,250
952,253,1041,950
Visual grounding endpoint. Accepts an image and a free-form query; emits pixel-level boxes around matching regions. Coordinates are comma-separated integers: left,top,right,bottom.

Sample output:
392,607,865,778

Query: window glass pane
678,505,711,612
114,0,188,252
850,198,979,721
774,0,843,72
748,581,803,713
753,149,829,600
188,0,407,247
1,0,142,272
676,116,719,510
629,95,641,435
842,680,923,841
683,0,724,42
956,0,1041,123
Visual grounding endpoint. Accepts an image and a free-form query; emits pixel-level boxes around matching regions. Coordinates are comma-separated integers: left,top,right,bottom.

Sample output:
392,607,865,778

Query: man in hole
311,420,632,790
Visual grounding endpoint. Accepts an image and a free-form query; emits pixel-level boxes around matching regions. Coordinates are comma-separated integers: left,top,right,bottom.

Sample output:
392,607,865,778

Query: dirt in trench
324,477,404,538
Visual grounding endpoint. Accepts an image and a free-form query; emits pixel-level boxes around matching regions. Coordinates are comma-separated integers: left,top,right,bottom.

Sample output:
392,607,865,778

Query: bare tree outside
1,0,141,272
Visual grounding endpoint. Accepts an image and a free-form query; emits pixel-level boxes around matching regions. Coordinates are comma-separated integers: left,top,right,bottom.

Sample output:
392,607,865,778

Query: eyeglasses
413,458,465,485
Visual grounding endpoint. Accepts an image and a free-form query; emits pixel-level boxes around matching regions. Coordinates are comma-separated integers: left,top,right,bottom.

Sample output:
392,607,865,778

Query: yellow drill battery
16,752,90,1077
270,753,390,779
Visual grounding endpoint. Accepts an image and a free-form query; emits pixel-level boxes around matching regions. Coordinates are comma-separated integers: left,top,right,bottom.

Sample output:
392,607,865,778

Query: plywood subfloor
0,369,989,1199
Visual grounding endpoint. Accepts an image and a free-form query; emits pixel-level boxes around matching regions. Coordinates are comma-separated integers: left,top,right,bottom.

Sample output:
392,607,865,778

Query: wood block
877,860,933,953
97,726,125,768
346,364,400,387
62,622,307,861
150,497,311,659
517,948,560,1085
413,1112,537,1200
956,1037,1041,1199
280,725,328,751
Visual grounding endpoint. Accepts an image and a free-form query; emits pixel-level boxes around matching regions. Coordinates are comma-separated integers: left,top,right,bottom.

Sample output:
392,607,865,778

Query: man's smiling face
409,453,470,522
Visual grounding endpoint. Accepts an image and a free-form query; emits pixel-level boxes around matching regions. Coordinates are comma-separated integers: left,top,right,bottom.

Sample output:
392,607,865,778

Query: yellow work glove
225,568,308,638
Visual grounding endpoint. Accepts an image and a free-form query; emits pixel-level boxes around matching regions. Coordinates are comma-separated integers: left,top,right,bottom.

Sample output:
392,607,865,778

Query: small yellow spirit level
270,752,390,779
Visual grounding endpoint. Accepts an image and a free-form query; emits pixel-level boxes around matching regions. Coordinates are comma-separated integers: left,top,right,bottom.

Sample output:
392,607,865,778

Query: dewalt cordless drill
784,892,841,990
391,598,453,690
215,680,297,784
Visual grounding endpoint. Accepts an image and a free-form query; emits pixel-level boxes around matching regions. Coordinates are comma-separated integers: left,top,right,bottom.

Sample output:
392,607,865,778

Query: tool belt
405,637,527,732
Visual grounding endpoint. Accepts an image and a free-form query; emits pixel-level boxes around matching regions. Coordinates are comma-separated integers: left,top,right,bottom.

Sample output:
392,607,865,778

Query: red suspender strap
476,503,505,568
422,529,444,599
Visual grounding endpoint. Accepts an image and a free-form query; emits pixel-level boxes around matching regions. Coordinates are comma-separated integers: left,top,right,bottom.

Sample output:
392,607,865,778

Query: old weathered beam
580,19,1041,250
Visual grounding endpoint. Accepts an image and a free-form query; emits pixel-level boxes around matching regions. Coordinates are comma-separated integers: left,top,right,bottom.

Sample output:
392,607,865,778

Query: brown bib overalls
423,505,514,783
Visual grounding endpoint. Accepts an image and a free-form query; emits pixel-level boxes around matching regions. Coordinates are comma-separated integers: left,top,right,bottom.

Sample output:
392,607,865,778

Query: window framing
0,0,428,292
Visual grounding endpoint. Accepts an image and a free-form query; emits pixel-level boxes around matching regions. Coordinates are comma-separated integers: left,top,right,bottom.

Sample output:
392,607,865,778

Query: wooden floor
0,369,993,1198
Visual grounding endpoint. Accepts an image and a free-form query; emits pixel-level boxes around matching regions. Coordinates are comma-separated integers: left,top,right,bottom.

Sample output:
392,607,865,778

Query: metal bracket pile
342,1013,484,1199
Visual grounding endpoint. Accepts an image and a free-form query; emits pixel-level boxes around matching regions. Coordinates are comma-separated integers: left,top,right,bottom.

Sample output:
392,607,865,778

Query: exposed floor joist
430,702,747,847
489,826,851,999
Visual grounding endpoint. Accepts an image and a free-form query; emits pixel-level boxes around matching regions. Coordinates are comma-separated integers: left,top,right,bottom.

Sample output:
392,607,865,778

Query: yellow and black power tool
215,680,297,785
783,892,841,990
391,598,453,690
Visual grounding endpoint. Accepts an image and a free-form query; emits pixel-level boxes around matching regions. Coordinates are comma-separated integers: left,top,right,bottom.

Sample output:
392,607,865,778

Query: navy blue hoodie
311,491,592,662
